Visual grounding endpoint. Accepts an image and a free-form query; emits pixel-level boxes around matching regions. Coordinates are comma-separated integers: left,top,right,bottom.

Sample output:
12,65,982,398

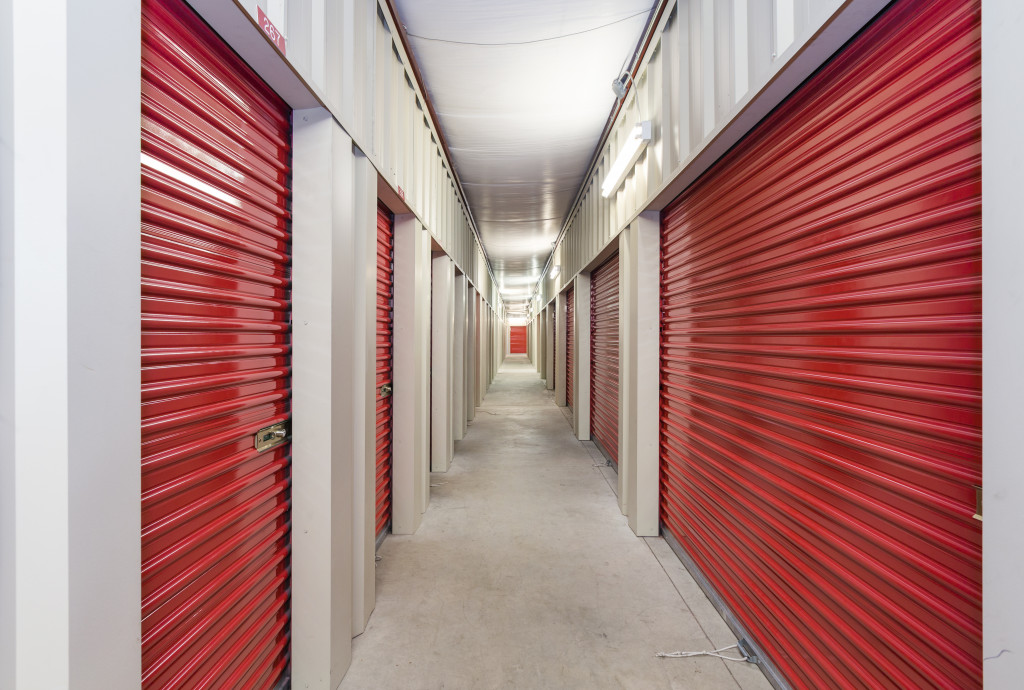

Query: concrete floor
340,355,772,690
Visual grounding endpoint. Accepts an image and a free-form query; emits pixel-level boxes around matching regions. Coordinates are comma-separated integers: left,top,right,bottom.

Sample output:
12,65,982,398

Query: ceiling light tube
600,120,651,198
549,265,561,279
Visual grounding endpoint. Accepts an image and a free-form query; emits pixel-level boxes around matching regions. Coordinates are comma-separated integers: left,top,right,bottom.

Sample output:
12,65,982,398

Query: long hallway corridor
340,355,771,690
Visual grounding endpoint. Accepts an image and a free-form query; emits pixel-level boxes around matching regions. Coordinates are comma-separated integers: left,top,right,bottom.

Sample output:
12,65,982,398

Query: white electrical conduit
656,643,751,663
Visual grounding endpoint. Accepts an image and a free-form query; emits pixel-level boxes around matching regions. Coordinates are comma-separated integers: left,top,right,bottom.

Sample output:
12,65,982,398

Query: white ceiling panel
392,0,655,302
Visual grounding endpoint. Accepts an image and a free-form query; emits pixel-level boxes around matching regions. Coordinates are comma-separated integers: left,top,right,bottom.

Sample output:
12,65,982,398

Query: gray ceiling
392,0,656,313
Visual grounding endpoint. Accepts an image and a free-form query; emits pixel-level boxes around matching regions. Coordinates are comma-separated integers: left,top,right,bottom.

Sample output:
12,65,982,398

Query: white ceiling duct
393,0,655,290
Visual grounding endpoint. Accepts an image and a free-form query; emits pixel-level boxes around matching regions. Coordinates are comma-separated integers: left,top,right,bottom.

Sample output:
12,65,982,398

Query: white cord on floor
656,643,749,662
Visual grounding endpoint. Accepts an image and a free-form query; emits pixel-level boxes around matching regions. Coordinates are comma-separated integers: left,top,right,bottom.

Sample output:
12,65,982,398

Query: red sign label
257,7,286,56
397,186,406,201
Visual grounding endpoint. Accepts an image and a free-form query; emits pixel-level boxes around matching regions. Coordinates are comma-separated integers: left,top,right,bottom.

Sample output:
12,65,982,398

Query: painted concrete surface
340,355,771,690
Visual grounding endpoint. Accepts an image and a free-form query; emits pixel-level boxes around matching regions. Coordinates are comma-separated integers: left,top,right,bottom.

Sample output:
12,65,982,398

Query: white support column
467,287,478,421
351,148,378,635
575,273,592,441
418,237,432,511
431,255,455,472
291,109,357,687
545,305,555,391
478,299,488,403
621,213,661,536
541,312,546,379
528,321,535,366
556,291,568,407
537,311,546,380
1,3,141,687
453,274,467,441
392,214,431,533
984,3,1024,683
619,227,634,517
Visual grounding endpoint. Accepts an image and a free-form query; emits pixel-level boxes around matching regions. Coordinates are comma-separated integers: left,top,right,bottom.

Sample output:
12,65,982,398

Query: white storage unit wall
233,0,503,309
535,0,895,306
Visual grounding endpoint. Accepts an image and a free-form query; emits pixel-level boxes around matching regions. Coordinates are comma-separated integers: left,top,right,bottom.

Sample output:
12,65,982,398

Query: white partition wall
545,305,555,391
555,292,567,407
1,4,141,686
453,274,467,441
573,273,592,441
291,111,359,685
619,212,660,537
984,2,1024,682
477,294,487,406
467,287,478,422
393,215,432,534
431,255,455,472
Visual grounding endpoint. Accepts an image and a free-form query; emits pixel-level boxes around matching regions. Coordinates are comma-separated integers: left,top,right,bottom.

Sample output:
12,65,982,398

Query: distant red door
141,0,291,686
591,253,620,466
375,203,395,541
509,325,527,353
659,0,981,687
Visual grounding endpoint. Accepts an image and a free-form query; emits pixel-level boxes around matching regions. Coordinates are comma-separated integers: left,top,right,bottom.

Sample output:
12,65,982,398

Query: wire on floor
656,643,750,662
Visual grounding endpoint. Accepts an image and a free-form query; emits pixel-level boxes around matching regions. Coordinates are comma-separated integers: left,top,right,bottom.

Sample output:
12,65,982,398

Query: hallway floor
340,355,771,690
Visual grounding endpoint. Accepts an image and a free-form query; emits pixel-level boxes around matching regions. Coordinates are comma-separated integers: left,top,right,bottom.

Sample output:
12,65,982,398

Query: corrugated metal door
141,0,292,686
509,326,527,353
658,0,981,687
566,286,575,411
375,203,395,541
591,253,620,466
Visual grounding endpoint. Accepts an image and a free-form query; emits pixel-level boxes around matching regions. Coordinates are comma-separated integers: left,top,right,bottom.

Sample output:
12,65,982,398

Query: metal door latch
380,383,393,398
255,421,290,452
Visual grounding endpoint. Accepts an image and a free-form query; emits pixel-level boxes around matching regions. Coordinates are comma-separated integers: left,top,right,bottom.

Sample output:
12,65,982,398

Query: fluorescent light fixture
549,265,561,279
600,121,651,198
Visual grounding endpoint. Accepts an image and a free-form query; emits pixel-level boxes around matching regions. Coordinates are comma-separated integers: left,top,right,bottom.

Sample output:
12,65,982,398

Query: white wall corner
4,3,143,687
68,0,143,684
418,227,433,511
629,212,661,536
0,0,14,680
545,305,555,391
982,1,1023,683
617,228,634,517
290,109,355,688
453,274,467,442
575,273,593,441
351,148,378,636
466,287,478,422
391,214,426,534
431,255,455,472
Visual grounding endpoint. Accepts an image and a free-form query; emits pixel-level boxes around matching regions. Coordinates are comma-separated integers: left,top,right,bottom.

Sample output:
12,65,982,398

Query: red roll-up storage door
141,0,292,687
591,253,620,466
566,286,575,412
658,1,981,687
375,204,395,541
509,326,527,353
